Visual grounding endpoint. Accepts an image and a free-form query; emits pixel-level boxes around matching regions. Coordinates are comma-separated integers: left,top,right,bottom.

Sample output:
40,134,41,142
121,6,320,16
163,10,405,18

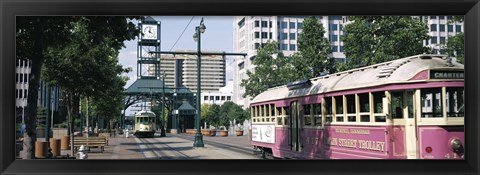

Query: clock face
142,25,157,40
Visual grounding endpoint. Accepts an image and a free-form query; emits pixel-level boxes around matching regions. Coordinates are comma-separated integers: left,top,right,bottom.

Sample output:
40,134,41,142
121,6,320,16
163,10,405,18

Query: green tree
205,104,220,128
200,104,211,121
340,16,430,71
445,16,464,64
445,32,464,64
17,17,76,159
218,101,249,127
151,103,169,127
240,41,296,99
36,107,47,128
292,16,336,79
41,16,140,154
91,74,128,125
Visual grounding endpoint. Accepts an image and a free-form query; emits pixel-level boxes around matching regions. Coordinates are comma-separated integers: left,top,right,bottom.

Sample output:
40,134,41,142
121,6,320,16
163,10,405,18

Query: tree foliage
240,41,296,99
445,16,464,64
218,101,249,127
200,104,211,121
204,104,220,127
151,104,169,125
292,16,336,78
201,102,249,128
340,16,430,71
17,16,140,158
241,17,336,100
17,17,76,159
445,32,464,64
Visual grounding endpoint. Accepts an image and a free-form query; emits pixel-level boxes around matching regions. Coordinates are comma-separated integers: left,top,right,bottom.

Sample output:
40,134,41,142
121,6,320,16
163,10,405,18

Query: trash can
35,141,47,158
61,136,70,150
16,140,23,158
50,138,61,157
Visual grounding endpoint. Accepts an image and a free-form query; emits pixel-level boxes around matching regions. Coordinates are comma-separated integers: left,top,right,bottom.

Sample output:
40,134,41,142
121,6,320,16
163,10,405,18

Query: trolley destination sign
430,70,464,79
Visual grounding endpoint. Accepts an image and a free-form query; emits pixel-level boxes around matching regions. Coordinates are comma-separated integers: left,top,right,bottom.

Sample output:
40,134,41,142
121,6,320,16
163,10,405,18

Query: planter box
186,129,197,135
201,129,211,136
218,130,228,137
235,130,244,136
209,130,216,136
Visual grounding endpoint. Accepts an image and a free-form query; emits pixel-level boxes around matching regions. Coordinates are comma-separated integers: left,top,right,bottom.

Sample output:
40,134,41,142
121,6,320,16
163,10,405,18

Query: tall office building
15,59,61,124
16,59,31,122
232,15,463,109
232,16,348,108
420,16,464,54
148,50,226,93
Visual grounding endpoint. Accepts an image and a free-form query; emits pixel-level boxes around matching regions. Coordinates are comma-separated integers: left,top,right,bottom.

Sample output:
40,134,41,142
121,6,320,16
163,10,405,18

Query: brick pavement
57,132,259,159
60,135,144,159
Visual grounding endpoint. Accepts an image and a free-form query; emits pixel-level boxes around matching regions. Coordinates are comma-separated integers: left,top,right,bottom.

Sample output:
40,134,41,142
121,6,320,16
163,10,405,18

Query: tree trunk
66,92,80,156
22,19,44,159
86,96,89,136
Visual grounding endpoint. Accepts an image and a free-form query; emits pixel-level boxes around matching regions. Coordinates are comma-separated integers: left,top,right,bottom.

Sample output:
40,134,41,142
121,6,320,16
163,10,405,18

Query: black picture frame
1,0,479,175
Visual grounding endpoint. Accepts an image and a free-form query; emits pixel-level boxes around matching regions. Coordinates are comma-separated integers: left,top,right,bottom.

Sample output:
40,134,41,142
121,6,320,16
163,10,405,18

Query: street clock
142,24,158,40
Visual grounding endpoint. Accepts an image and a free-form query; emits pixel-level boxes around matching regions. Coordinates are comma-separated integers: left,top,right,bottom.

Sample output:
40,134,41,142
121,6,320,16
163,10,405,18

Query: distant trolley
134,110,157,138
250,54,464,159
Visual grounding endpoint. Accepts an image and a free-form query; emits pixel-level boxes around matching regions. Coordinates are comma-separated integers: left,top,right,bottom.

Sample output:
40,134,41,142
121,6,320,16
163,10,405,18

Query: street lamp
160,71,166,137
172,90,178,133
193,18,205,147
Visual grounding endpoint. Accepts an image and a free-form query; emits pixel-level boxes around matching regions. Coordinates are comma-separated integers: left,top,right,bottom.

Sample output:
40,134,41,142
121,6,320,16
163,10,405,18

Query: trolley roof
251,54,464,104
135,110,156,116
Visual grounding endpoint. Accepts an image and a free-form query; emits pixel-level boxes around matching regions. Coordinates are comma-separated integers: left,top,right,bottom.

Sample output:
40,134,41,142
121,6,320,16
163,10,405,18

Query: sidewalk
136,133,257,159
60,135,144,159
59,133,259,159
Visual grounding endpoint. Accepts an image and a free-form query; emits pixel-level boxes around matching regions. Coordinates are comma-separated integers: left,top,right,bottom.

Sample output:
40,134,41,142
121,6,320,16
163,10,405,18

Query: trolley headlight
450,139,463,153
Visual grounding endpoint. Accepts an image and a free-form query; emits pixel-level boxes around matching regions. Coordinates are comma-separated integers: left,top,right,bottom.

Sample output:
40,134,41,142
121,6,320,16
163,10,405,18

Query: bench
73,136,108,153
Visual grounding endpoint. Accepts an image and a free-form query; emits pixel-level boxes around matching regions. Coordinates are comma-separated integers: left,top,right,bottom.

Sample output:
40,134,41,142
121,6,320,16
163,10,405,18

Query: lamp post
148,17,246,147
160,71,166,137
172,90,178,134
192,18,206,147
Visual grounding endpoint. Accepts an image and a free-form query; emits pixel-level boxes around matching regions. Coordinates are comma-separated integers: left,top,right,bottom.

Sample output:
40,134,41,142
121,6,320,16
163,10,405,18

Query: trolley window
265,105,270,117
446,87,464,117
276,107,283,125
421,88,443,118
373,92,384,113
270,104,275,116
346,94,356,122
304,104,311,115
391,91,404,119
359,93,370,113
334,96,344,122
324,97,333,122
260,105,264,116
359,93,370,122
313,103,322,126
304,104,312,126
335,96,343,114
373,91,386,122
285,106,290,126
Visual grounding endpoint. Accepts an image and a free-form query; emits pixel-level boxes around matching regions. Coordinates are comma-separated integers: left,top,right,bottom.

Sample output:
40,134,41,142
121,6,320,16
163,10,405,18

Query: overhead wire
169,16,196,51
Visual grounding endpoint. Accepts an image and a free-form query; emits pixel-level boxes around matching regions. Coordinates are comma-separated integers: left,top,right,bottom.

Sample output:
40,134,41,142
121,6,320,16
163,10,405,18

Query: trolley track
173,134,258,157
136,135,191,159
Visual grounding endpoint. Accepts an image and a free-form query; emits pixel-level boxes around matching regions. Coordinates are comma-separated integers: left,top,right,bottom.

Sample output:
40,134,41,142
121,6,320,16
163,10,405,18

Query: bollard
35,141,47,158
76,145,88,159
61,136,70,150
50,138,61,157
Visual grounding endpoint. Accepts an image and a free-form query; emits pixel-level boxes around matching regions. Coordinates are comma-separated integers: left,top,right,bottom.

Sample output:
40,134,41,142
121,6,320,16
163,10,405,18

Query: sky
118,16,235,89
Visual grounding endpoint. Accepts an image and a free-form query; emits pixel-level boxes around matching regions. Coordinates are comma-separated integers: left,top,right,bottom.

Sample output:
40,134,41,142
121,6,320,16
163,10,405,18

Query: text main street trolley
134,110,157,138
250,54,464,159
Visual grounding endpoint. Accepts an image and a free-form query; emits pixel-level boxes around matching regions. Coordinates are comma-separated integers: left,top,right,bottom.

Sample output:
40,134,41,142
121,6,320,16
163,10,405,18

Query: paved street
59,132,261,159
